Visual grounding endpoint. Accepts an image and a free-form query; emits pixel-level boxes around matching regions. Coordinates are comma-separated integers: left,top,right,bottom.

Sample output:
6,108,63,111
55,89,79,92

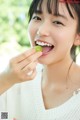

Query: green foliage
0,0,32,54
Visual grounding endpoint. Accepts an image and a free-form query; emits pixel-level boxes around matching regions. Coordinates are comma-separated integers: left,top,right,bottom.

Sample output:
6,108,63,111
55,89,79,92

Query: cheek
28,22,36,46
52,29,75,55
28,23,35,39
54,29,75,46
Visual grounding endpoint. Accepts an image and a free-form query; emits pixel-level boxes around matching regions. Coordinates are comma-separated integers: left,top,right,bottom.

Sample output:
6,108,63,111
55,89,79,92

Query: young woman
0,0,80,119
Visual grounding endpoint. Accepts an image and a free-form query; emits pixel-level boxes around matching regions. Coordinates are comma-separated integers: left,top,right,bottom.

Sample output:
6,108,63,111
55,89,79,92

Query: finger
10,59,37,80
22,61,37,72
11,48,36,64
26,68,37,80
17,51,42,70
25,51,42,65
20,68,37,81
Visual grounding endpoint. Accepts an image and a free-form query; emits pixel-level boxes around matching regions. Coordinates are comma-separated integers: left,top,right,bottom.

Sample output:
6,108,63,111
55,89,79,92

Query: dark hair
28,0,80,61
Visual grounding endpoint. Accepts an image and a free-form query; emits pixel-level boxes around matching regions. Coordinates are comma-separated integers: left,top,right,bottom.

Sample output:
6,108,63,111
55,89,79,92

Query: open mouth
35,40,54,55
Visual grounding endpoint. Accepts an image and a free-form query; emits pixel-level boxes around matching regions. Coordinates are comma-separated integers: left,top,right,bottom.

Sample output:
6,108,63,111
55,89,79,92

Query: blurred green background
0,0,32,72
0,0,32,56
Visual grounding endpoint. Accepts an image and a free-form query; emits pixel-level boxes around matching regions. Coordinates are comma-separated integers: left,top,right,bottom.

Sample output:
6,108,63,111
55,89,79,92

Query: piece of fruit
35,46,43,52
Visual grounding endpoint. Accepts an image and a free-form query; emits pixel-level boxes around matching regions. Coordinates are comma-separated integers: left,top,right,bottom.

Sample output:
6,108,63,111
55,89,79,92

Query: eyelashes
53,21,64,26
32,15,64,26
32,16,41,20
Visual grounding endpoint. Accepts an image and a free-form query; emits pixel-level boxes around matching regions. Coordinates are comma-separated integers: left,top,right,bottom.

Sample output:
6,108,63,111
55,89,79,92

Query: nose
37,21,50,37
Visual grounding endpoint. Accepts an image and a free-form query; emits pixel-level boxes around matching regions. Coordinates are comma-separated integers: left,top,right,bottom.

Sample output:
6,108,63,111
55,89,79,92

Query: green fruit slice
35,46,43,52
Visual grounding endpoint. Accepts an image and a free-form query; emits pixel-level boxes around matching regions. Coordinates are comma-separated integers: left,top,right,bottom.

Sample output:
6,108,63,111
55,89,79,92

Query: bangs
28,0,75,22
28,0,59,21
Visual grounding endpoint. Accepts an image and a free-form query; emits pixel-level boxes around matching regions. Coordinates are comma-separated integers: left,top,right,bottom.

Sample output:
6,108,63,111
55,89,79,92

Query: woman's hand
9,48,42,83
0,48,42,94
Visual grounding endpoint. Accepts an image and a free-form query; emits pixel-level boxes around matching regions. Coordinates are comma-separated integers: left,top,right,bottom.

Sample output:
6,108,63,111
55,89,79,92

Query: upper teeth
36,41,52,47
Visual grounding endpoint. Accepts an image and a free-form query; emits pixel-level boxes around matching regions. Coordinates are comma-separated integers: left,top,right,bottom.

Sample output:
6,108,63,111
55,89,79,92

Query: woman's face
28,0,78,65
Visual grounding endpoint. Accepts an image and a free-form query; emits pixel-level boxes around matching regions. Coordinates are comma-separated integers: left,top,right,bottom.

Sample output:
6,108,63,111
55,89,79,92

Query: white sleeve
0,96,2,112
0,92,7,111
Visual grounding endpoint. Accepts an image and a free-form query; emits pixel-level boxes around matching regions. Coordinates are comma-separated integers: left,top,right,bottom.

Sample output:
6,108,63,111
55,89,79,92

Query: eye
53,21,64,26
32,16,41,21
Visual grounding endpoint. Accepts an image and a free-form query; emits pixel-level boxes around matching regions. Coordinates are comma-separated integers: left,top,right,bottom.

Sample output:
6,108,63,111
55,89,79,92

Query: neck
42,57,73,88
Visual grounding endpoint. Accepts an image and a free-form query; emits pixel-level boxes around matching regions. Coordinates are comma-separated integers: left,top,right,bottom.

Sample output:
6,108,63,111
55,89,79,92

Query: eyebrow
57,13,68,20
34,10,68,20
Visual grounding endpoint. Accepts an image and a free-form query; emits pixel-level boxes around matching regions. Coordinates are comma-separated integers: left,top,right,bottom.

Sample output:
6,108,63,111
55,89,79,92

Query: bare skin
41,62,80,109
0,48,42,94
28,0,80,109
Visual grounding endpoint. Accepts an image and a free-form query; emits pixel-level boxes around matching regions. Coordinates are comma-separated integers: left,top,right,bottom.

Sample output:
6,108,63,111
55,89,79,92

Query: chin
38,59,53,65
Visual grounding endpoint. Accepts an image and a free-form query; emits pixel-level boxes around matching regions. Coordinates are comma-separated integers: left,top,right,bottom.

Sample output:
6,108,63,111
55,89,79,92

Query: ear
73,33,80,46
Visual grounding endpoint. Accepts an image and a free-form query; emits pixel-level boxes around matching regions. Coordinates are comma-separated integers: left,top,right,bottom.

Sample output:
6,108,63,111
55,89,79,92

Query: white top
0,64,80,120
